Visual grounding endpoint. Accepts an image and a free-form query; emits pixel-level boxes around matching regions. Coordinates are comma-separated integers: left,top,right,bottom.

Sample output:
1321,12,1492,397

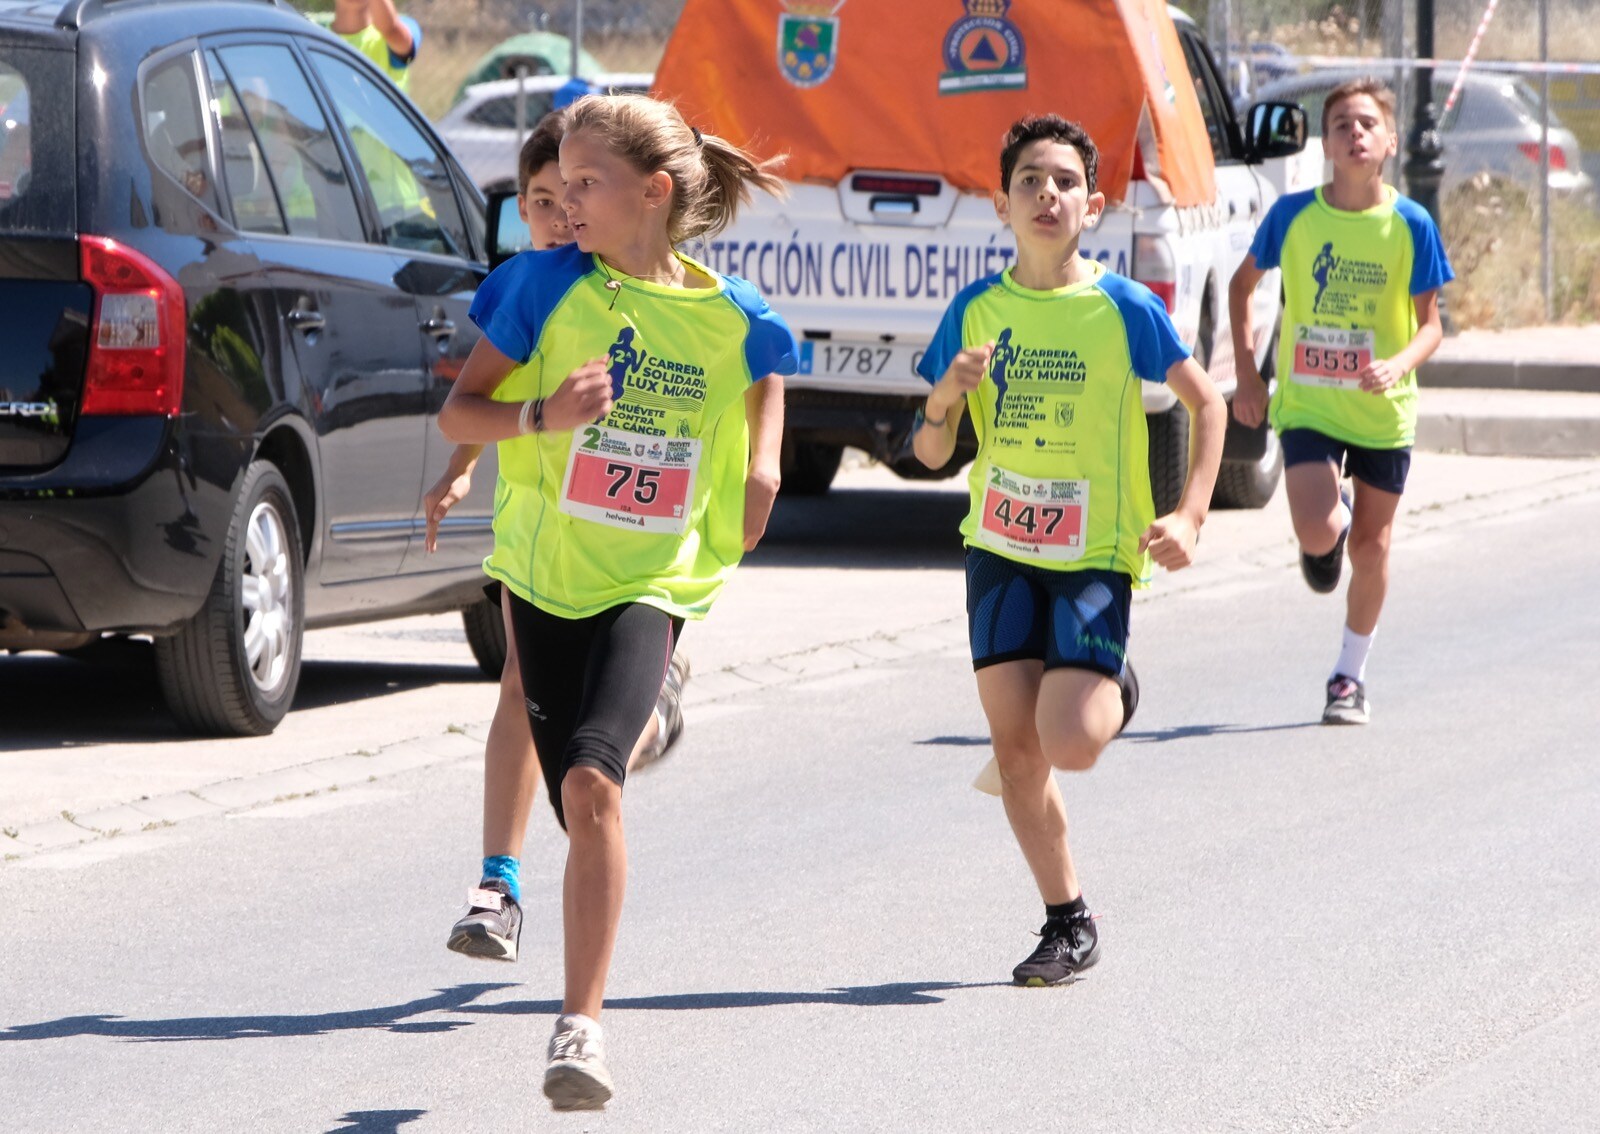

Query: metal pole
1404,0,1449,327
515,64,528,155
570,0,584,79
1540,0,1553,321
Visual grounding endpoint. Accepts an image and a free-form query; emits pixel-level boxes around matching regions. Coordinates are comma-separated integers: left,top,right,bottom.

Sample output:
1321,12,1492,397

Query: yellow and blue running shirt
1251,185,1453,449
338,19,422,91
469,244,797,620
917,260,1190,587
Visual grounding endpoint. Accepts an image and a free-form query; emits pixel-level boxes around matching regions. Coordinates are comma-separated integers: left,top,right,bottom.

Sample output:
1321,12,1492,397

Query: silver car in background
1249,68,1594,202
434,72,653,191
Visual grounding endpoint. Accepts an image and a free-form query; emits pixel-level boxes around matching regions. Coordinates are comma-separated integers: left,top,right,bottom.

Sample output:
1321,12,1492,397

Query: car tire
1214,423,1284,509
1147,401,1189,519
461,596,507,680
779,438,844,496
155,461,304,737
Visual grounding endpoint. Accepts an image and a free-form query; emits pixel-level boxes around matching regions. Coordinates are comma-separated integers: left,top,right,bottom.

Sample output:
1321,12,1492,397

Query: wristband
517,398,536,435
517,398,548,436
916,404,947,430
533,398,545,433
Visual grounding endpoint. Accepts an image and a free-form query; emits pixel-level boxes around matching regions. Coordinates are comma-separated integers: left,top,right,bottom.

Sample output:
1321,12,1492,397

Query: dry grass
1442,177,1600,328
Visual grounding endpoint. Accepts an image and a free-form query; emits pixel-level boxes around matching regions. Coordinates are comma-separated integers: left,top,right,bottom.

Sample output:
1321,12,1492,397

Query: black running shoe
1012,910,1100,986
1322,673,1370,725
1117,661,1140,734
1300,489,1352,594
446,879,522,961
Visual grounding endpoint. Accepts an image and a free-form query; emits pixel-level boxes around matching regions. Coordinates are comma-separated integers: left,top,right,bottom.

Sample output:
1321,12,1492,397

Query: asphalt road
3,461,1598,1132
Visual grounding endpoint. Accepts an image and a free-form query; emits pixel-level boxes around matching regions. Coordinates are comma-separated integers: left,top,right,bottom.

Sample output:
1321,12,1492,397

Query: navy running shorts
1280,428,1411,495
965,547,1131,677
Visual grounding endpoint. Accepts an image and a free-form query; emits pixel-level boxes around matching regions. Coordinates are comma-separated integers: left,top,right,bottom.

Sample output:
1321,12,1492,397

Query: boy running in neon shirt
914,116,1225,986
423,111,690,967
1229,77,1453,724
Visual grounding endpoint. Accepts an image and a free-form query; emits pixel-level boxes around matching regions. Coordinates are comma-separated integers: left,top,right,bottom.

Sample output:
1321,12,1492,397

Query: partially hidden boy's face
993,139,1104,253
1322,93,1397,179
519,162,571,250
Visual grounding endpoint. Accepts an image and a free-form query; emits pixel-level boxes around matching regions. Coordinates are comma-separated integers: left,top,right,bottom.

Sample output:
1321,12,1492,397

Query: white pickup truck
662,3,1314,513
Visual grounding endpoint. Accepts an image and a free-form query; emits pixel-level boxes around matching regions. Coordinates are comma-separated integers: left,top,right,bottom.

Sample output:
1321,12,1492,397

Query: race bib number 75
560,424,700,534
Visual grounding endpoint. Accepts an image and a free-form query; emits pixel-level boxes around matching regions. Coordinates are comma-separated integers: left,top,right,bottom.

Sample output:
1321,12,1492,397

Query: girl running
437,93,795,1111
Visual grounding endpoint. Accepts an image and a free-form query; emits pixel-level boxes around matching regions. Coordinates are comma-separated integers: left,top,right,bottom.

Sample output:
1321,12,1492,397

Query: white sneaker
543,1013,614,1111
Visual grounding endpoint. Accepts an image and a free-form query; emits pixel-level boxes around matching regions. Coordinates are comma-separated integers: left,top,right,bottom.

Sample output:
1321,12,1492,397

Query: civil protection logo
778,1,845,89
939,0,1027,95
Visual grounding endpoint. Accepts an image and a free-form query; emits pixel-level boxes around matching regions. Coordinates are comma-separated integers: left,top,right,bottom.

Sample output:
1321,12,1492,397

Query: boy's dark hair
1322,77,1398,136
517,107,570,193
999,115,1099,194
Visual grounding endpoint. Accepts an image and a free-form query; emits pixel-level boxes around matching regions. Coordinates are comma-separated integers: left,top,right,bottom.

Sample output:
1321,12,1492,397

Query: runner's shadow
1119,722,1323,743
325,1111,426,1134
916,735,992,747
0,983,516,1043
461,980,1000,1015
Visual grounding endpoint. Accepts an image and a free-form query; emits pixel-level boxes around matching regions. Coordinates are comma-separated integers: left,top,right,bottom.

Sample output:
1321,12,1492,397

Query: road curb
1415,389,1600,459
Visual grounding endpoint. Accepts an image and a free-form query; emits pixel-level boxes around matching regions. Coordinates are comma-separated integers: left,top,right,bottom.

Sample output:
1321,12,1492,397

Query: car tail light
1132,234,1177,313
79,236,186,416
1517,142,1568,172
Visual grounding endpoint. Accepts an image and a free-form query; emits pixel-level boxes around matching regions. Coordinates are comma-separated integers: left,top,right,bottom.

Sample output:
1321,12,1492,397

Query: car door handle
286,307,325,333
419,316,456,339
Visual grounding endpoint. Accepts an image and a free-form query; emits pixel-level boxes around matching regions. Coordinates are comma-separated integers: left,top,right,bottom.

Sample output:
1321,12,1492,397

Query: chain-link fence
345,0,1594,325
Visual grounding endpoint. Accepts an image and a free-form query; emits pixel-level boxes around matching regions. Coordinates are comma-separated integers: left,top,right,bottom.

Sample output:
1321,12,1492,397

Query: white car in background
435,72,653,191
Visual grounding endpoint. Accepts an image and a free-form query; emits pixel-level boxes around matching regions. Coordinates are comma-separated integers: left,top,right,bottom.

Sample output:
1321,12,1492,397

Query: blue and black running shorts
964,546,1131,677
1280,428,1411,495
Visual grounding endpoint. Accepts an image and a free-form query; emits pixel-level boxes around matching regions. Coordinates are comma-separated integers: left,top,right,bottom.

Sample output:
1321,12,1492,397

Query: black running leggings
506,593,681,830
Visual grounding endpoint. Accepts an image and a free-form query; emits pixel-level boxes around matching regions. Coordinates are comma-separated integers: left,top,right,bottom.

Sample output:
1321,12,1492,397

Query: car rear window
0,46,74,234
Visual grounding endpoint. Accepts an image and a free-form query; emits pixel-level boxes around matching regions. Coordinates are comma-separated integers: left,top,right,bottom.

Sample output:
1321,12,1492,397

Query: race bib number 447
1291,324,1374,388
977,464,1088,562
560,425,700,534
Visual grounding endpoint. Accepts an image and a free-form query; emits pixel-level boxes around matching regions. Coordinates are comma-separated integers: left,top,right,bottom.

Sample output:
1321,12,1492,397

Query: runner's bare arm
913,342,991,469
1229,255,1270,428
743,374,785,551
1139,356,1225,570
1359,288,1442,394
365,0,414,57
422,443,483,553
439,340,611,442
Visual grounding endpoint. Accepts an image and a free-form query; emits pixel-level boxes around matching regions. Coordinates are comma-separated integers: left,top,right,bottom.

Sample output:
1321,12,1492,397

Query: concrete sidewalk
1418,324,1600,457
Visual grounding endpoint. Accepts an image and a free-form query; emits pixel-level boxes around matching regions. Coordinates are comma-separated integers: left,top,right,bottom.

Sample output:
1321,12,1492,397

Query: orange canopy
652,0,1216,206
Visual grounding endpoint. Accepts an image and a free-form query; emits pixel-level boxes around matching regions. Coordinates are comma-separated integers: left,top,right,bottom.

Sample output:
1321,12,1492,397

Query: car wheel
461,596,507,680
779,438,844,496
155,461,304,736
1214,422,1284,508
1147,401,1189,519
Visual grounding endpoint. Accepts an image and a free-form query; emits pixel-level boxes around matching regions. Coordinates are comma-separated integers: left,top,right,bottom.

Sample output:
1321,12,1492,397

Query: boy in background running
1229,77,1452,725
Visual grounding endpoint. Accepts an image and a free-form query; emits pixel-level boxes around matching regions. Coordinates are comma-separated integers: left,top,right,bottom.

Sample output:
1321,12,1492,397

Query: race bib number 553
1291,324,1374,388
977,463,1088,561
560,425,700,534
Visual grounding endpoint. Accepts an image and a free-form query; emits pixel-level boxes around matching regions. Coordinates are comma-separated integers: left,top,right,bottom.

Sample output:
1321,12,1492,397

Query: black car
0,0,506,735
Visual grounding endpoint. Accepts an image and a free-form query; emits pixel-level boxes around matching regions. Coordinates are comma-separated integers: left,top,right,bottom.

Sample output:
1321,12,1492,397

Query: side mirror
1247,101,1308,161
485,189,530,269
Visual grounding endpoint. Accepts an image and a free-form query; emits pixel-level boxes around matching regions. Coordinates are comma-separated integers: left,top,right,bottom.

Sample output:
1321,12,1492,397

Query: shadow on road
1120,721,1324,743
0,980,1000,1045
325,1111,426,1134
0,647,485,752
749,483,969,570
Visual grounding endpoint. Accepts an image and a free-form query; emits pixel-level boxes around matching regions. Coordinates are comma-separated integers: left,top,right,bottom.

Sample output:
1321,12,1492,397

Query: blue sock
481,855,520,903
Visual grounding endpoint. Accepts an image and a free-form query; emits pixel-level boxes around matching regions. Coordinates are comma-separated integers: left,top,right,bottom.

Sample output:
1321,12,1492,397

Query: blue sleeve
723,275,799,381
468,245,589,364
1097,274,1191,384
916,274,996,386
1394,195,1456,295
1249,189,1315,271
388,16,421,68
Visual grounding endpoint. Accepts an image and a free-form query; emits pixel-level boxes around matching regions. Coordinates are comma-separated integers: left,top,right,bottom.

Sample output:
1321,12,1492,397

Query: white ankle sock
1334,626,1374,682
